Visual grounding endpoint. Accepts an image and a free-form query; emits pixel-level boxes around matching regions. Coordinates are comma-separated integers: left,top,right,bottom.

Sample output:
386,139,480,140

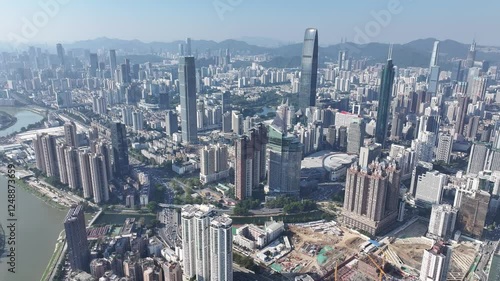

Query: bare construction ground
280,225,367,276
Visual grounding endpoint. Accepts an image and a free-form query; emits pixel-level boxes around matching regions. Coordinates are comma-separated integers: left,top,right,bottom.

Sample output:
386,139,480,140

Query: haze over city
1,1,500,281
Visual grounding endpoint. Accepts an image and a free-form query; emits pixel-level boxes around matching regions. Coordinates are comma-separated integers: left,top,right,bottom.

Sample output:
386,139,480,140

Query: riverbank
0,111,17,131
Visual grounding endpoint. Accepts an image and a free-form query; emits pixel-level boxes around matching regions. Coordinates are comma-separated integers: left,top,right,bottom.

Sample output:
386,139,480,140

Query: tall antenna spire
388,43,393,60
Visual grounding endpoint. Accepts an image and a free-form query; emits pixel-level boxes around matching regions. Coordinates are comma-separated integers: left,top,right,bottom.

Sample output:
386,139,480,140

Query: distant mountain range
2,37,499,69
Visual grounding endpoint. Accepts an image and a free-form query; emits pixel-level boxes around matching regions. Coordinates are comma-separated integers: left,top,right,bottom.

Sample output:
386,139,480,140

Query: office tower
420,241,452,281
359,144,382,169
427,204,457,240
266,125,303,196
409,161,433,197
178,43,184,56
89,53,98,77
221,91,230,113
347,119,366,154
186,37,192,56
450,60,463,82
298,28,319,111
210,216,233,281
56,143,68,184
235,124,268,200
109,49,117,74
181,205,232,281
375,47,396,147
467,142,490,174
132,110,144,132
64,121,78,147
56,43,65,66
427,66,440,94
65,146,80,190
200,144,229,184
465,39,477,68
342,160,401,235
454,95,469,138
466,115,480,140
89,153,109,204
179,56,198,144
455,190,490,238
120,63,130,84
337,126,348,151
414,171,446,207
165,110,178,136
121,106,132,126
231,110,243,135
325,125,336,149
64,205,90,272
430,40,440,68
436,133,453,164
110,122,129,177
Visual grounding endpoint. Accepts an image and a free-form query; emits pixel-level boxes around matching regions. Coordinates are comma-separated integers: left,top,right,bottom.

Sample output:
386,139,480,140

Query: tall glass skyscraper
375,51,395,147
110,122,129,177
179,56,198,144
298,28,318,111
64,205,90,272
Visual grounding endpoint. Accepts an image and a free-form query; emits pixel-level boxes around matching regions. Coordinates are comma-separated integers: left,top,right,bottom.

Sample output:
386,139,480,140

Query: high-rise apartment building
64,121,78,147
179,56,198,144
436,133,453,164
342,160,401,235
235,124,268,200
200,144,229,184
64,205,90,272
181,205,232,281
427,204,457,240
420,241,452,281
467,142,490,174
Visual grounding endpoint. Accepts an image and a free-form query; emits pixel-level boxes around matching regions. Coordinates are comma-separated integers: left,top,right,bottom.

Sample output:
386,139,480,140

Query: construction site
275,218,479,280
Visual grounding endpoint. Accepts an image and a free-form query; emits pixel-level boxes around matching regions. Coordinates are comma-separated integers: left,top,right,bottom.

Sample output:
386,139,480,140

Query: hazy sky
2,0,500,46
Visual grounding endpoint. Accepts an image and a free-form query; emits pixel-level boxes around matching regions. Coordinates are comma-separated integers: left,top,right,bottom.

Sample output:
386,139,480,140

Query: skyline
3,0,500,47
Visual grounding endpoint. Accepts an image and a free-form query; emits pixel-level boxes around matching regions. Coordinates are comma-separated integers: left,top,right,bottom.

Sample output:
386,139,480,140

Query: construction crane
367,253,386,281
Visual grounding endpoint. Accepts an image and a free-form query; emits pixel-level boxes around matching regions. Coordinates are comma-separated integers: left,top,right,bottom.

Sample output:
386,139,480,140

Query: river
0,107,67,281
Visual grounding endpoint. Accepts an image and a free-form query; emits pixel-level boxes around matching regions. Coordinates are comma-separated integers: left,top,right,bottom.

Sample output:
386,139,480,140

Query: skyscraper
235,124,268,200
298,28,318,111
109,49,117,75
64,205,90,272
467,142,490,174
186,37,192,56
420,241,452,281
454,95,469,138
455,190,490,238
89,153,109,204
266,125,303,197
200,144,229,184
347,119,366,154
465,39,477,68
65,146,81,190
414,170,447,207
56,43,65,67
342,160,401,235
110,122,129,177
79,150,93,199
430,40,440,68
89,53,98,77
375,48,396,147
64,121,78,147
179,56,198,144
132,110,144,132
427,204,457,240
181,205,233,281
436,133,453,164
165,110,178,137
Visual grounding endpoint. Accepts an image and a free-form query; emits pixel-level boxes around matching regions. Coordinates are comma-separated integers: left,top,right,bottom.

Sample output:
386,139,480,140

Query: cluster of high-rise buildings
33,121,129,204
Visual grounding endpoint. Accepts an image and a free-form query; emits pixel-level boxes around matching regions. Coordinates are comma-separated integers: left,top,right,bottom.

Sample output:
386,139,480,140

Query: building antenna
388,43,393,60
